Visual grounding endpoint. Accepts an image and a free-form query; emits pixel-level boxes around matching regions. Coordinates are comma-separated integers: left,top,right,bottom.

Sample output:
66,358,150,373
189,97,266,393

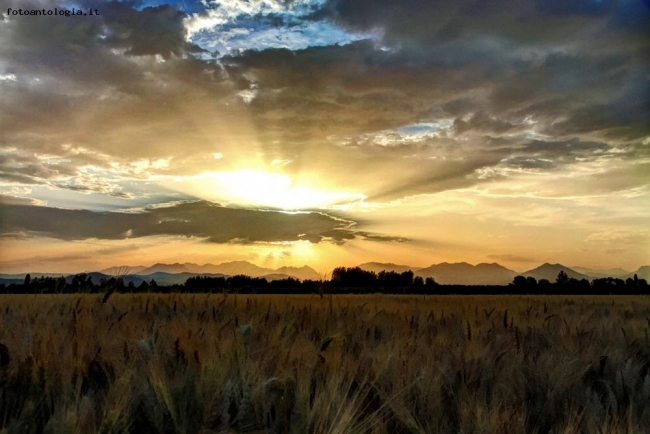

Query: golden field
0,293,649,433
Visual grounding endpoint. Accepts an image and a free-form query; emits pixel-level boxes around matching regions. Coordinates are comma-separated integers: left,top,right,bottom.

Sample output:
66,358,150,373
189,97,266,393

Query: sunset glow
0,0,648,275
166,170,367,210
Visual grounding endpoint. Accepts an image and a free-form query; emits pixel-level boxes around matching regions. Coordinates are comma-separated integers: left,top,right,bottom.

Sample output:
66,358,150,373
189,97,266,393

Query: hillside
358,262,418,274
624,266,650,281
522,263,590,282
416,262,517,285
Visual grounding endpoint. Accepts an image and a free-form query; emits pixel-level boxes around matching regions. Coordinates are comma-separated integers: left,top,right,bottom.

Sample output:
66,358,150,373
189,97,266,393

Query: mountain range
359,261,517,285
101,261,321,281
358,262,650,286
521,263,591,282
1,261,648,287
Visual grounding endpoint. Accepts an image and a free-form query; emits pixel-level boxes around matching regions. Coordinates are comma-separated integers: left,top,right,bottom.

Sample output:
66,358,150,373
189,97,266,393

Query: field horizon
2,260,649,288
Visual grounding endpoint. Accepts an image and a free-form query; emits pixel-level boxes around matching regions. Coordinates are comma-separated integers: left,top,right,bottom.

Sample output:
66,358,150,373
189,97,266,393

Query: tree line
1,267,648,295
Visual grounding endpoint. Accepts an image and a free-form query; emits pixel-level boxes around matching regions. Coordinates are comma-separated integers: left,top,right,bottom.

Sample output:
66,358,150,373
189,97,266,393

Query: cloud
0,200,400,244
0,0,647,274
102,3,201,59
186,5,375,58
584,230,649,245
304,0,649,140
95,244,141,255
319,0,648,43
206,2,646,199
0,0,237,168
0,254,89,268
353,231,410,243
0,0,646,208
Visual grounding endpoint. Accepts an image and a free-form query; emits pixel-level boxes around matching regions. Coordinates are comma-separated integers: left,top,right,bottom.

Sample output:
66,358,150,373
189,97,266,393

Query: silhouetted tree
424,277,437,289
331,267,377,288
556,271,569,286
510,275,538,294
512,276,528,287
69,273,94,293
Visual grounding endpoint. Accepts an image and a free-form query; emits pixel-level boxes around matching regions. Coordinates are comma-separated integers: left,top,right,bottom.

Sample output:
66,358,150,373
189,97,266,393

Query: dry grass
0,294,649,433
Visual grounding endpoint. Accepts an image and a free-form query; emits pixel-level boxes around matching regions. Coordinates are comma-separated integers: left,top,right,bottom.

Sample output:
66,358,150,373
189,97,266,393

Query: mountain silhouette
110,261,319,281
571,266,629,278
358,262,418,273
138,272,223,286
416,262,517,285
522,263,590,281
138,263,193,275
624,265,650,281
275,266,320,280
100,265,147,275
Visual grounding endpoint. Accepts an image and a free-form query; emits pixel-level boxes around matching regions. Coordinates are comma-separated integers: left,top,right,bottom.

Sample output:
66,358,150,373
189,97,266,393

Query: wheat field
0,293,649,433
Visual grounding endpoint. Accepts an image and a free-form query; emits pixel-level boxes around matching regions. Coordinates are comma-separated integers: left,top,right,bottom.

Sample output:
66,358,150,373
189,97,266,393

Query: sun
168,169,365,210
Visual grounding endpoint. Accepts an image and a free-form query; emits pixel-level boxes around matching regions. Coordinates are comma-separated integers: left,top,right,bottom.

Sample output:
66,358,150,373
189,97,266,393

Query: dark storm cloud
0,200,396,244
0,0,224,92
318,0,648,43
0,194,40,205
534,0,616,16
452,112,524,136
218,0,647,189
0,0,647,206
2,0,199,59
1,2,139,90
223,40,477,135
522,139,610,155
0,0,233,161
546,74,650,140
241,0,649,143
100,2,201,59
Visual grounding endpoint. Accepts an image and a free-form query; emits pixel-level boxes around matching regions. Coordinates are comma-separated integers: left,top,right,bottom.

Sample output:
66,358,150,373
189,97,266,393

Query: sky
0,0,648,274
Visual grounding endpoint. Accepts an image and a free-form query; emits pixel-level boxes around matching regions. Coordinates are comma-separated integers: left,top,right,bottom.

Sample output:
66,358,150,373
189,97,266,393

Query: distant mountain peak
476,262,507,268
100,265,146,275
416,262,517,285
111,261,319,281
571,266,630,278
358,262,418,273
139,263,192,275
523,263,589,281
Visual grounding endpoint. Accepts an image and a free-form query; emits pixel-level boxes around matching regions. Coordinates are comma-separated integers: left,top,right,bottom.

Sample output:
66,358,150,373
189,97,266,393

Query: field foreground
0,294,649,433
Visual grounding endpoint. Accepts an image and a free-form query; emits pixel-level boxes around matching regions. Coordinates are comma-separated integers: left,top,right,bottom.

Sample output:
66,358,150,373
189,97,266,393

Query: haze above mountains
2,261,648,287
